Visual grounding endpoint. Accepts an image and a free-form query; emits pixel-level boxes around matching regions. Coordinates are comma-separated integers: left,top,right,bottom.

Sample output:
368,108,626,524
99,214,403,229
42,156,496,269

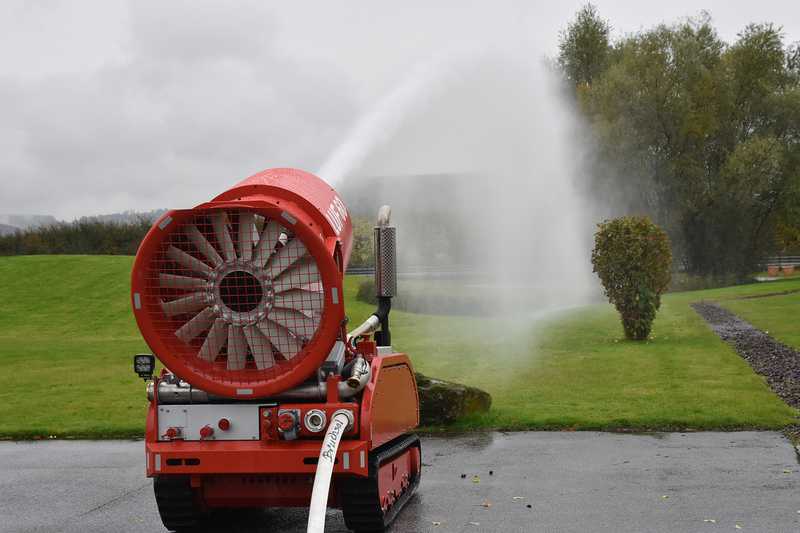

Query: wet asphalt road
1,432,798,533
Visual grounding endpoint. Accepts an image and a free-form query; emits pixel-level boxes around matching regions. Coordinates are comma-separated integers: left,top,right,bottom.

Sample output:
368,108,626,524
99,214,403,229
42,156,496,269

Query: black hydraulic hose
373,296,391,346
373,296,391,322
346,296,393,346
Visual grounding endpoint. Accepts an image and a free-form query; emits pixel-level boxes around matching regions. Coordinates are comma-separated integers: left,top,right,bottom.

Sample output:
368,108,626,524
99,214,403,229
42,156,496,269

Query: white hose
306,411,352,533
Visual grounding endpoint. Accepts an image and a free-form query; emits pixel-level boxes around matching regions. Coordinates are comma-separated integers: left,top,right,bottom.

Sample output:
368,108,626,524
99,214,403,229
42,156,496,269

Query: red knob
200,425,214,439
218,418,231,431
165,427,178,439
278,412,296,432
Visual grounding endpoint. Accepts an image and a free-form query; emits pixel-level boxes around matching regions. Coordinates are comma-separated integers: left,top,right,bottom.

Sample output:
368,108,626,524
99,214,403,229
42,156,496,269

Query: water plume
319,51,461,186
322,47,601,319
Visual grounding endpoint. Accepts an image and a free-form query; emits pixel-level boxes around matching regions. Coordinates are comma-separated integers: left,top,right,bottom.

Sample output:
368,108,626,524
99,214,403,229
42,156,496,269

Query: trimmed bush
591,216,672,340
356,277,379,305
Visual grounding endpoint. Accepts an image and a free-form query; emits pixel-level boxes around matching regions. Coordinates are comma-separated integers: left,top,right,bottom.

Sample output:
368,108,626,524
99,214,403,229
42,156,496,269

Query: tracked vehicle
131,168,420,531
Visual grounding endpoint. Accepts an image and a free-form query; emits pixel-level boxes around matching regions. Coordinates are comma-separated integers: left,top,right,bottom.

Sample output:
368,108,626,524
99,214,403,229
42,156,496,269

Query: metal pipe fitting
151,359,372,404
376,205,392,227
346,315,380,342
332,408,356,432
345,357,370,389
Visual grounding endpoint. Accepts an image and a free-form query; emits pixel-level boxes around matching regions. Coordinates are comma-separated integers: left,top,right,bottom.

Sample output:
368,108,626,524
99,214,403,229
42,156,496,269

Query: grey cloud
2,0,798,219
0,0,356,219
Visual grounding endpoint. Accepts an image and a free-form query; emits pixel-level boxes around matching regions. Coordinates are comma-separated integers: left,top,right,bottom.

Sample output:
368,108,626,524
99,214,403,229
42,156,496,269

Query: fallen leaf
703,519,717,524
661,495,669,499
472,475,480,484
782,469,792,474
512,496,525,501
735,525,742,530
432,521,442,527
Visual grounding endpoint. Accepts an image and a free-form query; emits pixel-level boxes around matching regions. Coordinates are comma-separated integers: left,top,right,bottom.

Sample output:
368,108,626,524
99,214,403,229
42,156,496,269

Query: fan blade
227,325,248,370
267,308,318,339
237,212,256,262
253,220,282,266
198,318,227,362
186,224,223,267
273,289,324,312
159,273,207,291
175,307,215,343
243,325,275,369
266,237,309,279
257,319,301,360
167,245,213,277
273,261,321,293
252,215,264,247
161,293,209,317
212,211,236,262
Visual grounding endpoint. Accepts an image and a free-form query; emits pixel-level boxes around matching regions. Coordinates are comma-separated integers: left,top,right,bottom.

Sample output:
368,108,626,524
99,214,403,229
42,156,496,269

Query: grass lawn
0,256,796,438
714,280,800,351
354,280,797,432
0,256,148,438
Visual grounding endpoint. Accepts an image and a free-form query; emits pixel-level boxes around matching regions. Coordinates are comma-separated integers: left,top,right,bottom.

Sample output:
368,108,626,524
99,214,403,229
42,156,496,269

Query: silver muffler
374,205,397,298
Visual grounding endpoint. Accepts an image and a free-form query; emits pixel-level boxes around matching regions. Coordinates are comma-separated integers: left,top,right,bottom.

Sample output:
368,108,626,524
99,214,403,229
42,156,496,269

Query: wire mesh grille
143,209,324,381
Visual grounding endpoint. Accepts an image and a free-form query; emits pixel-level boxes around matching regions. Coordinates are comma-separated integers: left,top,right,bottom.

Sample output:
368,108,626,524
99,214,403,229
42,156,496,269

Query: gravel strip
692,302,800,408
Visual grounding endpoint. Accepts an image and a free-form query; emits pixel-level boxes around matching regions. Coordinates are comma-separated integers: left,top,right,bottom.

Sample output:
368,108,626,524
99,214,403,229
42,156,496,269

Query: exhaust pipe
348,205,397,345
374,205,397,298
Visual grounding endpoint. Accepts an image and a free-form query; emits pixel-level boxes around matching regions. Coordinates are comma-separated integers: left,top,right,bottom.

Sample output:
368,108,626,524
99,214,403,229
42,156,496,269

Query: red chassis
145,351,421,529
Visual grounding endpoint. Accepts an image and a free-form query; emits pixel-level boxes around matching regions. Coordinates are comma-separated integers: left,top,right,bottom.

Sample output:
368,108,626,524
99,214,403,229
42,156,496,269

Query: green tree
592,217,672,340
562,7,800,278
558,3,611,86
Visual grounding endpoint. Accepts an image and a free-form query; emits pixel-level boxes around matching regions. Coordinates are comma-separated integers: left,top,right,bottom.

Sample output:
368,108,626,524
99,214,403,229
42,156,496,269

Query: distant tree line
0,214,378,267
559,5,800,277
0,218,153,256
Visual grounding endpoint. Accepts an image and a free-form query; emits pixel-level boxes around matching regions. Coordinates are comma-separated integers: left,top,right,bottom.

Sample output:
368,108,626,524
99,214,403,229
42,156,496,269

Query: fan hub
219,271,262,312
211,260,274,327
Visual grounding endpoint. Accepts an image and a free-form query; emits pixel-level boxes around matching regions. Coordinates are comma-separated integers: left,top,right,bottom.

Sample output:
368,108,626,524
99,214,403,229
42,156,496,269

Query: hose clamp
332,409,355,432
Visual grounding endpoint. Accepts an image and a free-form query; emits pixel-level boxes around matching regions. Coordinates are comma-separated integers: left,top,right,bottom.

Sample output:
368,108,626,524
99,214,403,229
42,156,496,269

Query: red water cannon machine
131,168,420,532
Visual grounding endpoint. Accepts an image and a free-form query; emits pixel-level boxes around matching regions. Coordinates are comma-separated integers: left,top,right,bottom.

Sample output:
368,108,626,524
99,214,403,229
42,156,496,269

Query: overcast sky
1,0,798,220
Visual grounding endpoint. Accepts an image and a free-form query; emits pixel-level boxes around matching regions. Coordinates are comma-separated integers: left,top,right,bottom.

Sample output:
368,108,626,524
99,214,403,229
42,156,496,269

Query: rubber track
341,434,421,532
154,476,204,532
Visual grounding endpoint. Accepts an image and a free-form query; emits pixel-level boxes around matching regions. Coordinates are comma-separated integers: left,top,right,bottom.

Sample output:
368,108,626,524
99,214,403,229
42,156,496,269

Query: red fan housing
131,168,353,398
